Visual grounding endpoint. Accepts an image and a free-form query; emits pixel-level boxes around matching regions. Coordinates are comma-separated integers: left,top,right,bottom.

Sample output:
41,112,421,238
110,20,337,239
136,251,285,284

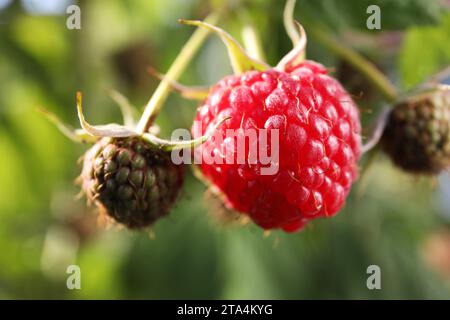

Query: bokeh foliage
0,0,449,299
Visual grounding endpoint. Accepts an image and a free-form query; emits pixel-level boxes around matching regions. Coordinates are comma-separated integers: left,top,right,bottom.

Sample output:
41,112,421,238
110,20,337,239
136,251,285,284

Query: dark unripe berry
80,137,184,229
382,87,450,174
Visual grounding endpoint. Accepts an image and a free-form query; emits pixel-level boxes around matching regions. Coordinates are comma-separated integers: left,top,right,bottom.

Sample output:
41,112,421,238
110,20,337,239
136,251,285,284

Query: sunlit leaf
399,13,450,89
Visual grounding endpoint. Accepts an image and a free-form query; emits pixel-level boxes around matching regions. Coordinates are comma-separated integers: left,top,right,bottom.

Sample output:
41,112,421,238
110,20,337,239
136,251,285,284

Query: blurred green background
0,0,450,299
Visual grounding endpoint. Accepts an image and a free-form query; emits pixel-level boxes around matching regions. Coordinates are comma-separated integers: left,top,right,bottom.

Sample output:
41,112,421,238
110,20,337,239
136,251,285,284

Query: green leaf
296,0,446,32
398,13,450,89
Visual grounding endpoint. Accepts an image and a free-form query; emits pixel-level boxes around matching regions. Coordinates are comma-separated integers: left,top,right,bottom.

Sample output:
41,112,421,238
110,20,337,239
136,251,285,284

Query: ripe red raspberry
192,61,362,232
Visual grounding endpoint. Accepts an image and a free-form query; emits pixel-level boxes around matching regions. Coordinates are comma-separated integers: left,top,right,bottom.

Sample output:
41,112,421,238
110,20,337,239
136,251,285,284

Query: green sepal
38,107,97,144
275,0,307,71
147,67,210,101
76,92,138,138
109,90,139,127
179,19,270,75
142,116,231,152
284,0,301,46
276,20,307,71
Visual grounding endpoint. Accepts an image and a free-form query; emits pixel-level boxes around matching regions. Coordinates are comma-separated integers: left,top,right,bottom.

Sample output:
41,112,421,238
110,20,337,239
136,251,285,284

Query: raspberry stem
136,10,223,134
361,106,390,153
308,26,398,103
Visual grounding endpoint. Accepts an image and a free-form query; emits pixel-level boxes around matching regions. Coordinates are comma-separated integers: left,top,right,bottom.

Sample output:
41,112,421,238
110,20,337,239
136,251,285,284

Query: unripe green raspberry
382,86,450,174
81,137,184,229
